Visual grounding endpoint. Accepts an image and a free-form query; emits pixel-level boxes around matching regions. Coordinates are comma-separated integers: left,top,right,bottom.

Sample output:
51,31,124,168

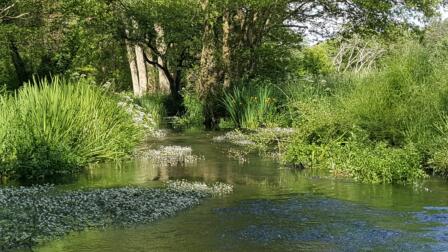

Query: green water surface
36,132,448,251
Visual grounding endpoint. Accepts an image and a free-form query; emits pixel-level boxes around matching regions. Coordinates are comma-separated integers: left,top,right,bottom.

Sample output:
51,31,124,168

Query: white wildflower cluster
257,127,295,135
139,145,201,167
117,94,156,131
150,129,168,138
213,131,255,146
167,180,234,197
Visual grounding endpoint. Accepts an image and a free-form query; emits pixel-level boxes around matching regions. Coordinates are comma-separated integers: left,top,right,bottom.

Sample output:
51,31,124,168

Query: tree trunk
154,24,170,94
134,44,148,95
197,0,217,97
125,38,141,96
222,9,231,88
9,39,29,87
157,56,170,94
144,46,157,93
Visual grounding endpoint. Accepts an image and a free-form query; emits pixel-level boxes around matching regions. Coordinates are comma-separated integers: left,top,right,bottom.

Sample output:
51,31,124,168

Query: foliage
0,84,6,95
342,41,444,148
134,94,169,128
282,36,448,183
297,44,334,77
174,89,205,130
0,0,442,124
0,77,142,179
222,84,280,129
284,130,427,184
428,115,448,177
330,142,426,184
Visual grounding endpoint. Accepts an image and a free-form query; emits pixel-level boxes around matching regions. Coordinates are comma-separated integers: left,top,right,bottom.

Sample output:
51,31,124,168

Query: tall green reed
0,77,142,179
222,85,278,129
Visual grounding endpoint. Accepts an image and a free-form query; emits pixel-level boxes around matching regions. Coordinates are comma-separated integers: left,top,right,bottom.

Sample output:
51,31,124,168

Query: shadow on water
32,131,448,251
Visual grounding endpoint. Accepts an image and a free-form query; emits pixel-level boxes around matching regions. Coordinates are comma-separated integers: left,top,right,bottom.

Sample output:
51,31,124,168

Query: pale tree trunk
144,46,158,93
157,56,170,94
155,24,170,94
222,9,231,88
134,44,148,95
197,0,218,97
125,38,141,96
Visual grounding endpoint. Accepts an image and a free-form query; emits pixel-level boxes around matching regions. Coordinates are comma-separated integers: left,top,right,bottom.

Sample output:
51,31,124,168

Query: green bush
174,89,204,129
299,44,334,76
330,142,426,184
282,39,448,183
429,147,448,177
284,134,426,184
0,77,142,179
342,42,440,147
428,115,448,177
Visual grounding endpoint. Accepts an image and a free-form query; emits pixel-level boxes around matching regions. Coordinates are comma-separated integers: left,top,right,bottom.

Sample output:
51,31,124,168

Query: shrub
0,77,142,179
428,115,448,177
282,40,444,183
429,148,448,177
342,41,441,147
329,142,426,184
174,89,205,129
284,134,426,184
300,44,334,76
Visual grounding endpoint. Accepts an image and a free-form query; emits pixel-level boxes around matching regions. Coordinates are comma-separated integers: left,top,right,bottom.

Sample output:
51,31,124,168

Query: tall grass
0,77,142,179
222,85,279,129
342,42,441,147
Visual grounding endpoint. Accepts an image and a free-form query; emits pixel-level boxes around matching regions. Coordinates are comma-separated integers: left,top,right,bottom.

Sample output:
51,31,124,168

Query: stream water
36,132,448,251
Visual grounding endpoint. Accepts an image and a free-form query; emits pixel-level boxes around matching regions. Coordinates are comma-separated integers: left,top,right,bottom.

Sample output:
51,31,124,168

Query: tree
0,1,28,24
1,0,443,124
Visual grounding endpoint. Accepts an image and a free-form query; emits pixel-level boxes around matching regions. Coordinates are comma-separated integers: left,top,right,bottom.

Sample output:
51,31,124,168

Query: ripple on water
414,206,448,249
214,196,448,251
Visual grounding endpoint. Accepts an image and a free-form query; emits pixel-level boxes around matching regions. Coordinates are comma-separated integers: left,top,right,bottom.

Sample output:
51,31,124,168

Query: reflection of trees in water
268,170,448,210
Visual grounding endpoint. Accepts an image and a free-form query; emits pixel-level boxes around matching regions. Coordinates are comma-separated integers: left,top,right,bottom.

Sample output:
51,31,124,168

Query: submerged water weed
138,145,202,167
0,184,224,251
167,180,234,197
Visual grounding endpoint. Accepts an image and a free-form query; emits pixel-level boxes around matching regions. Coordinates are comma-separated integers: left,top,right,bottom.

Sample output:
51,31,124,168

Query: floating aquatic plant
0,182,232,251
167,180,234,197
138,145,202,167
